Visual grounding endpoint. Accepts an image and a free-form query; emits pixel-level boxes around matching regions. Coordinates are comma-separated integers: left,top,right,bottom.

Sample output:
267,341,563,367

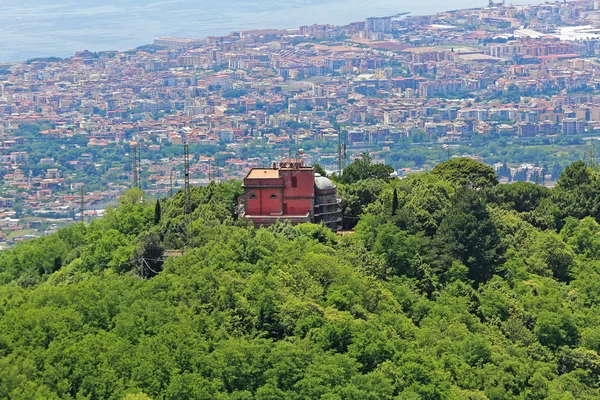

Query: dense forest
2,157,600,399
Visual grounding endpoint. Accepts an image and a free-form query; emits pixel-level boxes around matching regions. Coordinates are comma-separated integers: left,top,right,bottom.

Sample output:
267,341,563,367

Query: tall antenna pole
183,142,191,250
337,130,342,175
170,169,174,197
128,151,132,185
80,186,84,224
184,142,190,215
295,134,299,159
215,161,219,183
137,144,142,189
342,130,347,169
132,145,138,189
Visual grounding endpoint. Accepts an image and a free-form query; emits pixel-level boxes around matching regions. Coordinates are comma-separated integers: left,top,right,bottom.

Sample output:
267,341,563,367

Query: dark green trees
436,188,502,283
154,199,161,224
2,161,600,399
336,153,394,184
431,157,498,189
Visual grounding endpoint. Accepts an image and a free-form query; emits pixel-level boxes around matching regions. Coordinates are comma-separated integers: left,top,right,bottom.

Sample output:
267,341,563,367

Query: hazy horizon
1,0,545,62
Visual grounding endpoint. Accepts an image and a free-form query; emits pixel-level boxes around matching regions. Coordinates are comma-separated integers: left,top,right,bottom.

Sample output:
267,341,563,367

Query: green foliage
1,163,600,398
435,188,503,283
154,199,161,225
337,179,386,218
431,158,498,189
551,161,600,226
335,153,394,184
314,163,328,177
486,181,550,213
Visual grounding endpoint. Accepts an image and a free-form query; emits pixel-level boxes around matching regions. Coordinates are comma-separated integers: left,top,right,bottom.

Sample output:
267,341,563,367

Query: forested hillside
2,158,600,399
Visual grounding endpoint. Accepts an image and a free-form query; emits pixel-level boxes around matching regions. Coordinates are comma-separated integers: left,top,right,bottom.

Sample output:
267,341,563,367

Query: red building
241,159,342,230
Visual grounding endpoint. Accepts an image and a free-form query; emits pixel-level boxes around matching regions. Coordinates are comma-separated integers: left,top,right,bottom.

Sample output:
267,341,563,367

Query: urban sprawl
0,0,599,245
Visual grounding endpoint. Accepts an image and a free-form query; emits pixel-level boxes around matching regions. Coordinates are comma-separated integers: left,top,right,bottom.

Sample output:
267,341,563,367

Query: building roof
246,169,280,179
314,174,336,190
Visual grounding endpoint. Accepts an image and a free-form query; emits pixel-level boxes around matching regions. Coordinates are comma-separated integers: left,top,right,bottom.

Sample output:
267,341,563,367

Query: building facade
241,159,342,230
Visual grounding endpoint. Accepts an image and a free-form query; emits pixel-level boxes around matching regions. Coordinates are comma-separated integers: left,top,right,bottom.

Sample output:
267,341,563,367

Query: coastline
0,0,548,63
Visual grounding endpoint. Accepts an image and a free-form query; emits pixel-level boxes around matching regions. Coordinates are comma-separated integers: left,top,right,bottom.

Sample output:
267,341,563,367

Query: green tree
486,182,550,213
154,199,161,225
431,158,498,189
337,153,394,184
314,163,328,177
435,188,502,283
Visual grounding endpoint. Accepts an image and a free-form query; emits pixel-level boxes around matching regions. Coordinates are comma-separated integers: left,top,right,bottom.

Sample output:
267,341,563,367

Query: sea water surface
0,0,536,62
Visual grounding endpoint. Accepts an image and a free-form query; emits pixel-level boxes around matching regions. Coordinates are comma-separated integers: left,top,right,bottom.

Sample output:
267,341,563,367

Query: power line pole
128,151,132,185
337,130,342,175
183,142,191,250
342,130,347,170
137,143,142,189
132,145,138,189
79,186,84,224
169,169,174,198
184,142,190,215
295,134,299,159
215,160,219,183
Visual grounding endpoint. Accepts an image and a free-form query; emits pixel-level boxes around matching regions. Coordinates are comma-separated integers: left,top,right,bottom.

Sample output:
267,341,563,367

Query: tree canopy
0,162,600,399
431,157,498,189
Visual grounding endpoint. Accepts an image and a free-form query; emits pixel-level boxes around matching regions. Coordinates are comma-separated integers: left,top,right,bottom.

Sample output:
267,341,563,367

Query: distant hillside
1,158,600,399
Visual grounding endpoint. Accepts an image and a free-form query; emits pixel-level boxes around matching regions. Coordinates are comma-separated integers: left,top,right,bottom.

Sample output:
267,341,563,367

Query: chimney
272,162,277,169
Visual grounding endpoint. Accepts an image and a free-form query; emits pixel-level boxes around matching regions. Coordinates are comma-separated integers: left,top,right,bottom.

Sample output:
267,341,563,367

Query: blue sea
0,0,539,62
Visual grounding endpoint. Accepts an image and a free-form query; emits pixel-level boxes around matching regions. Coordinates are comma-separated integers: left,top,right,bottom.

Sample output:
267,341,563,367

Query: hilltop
1,158,600,399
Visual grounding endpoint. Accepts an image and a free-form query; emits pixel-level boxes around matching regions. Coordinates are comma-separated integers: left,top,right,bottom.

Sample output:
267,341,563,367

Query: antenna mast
337,130,342,175
213,160,217,183
295,133,299,159
183,142,191,250
79,186,84,223
184,142,190,215
132,145,138,189
128,151,132,184
137,143,142,189
342,129,347,170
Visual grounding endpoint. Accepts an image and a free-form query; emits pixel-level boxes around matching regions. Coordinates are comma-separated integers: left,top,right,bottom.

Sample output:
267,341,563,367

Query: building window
249,192,257,199
291,177,297,188
270,194,278,199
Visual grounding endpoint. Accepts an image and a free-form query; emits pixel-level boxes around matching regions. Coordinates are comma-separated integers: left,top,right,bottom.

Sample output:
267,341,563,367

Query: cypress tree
154,199,161,224
392,188,399,215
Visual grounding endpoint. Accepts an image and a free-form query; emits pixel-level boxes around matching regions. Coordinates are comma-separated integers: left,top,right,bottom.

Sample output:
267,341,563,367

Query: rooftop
246,169,280,179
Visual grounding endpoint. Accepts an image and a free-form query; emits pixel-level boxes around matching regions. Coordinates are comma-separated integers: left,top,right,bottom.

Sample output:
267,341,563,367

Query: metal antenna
79,186,84,223
132,145,138,189
184,142,190,216
215,160,219,183
342,130,347,169
337,130,342,175
295,134,299,159
169,169,174,197
137,144,142,189
180,142,191,251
